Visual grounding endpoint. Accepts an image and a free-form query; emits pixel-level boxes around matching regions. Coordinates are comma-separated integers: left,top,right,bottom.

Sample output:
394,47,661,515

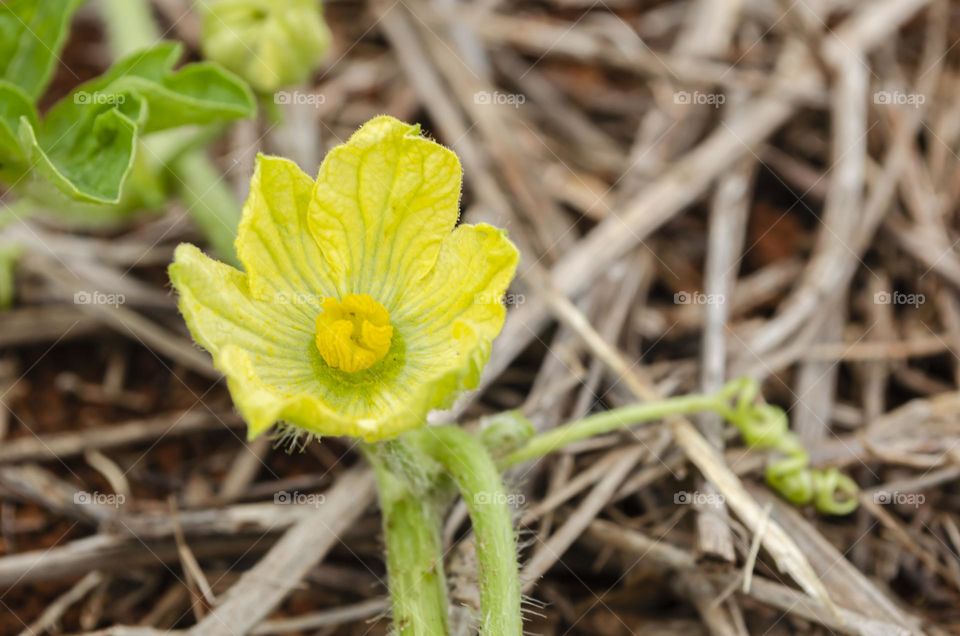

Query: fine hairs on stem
365,441,450,635
412,426,523,635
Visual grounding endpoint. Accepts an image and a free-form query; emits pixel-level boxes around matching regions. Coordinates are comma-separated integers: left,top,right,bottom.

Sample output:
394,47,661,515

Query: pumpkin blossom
169,116,519,441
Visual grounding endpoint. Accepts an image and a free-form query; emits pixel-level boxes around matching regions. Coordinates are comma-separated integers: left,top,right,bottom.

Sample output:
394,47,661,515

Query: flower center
315,294,394,373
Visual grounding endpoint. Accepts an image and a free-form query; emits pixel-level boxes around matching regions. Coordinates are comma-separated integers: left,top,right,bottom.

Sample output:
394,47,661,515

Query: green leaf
92,41,182,86
13,42,255,205
0,0,83,99
109,62,256,133
64,42,256,133
20,106,139,205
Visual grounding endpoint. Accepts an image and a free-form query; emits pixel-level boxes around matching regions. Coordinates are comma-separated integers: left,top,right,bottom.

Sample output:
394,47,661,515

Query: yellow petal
307,115,462,304
394,222,520,397
169,243,311,358
236,154,336,320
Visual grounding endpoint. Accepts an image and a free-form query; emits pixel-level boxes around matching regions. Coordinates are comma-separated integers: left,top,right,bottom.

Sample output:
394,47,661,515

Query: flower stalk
415,426,522,636
366,442,449,635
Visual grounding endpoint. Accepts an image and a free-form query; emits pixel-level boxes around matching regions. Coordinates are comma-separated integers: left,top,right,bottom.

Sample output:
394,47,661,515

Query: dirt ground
2,0,960,634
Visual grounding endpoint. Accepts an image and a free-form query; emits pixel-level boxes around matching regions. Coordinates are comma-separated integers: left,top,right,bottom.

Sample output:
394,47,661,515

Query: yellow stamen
315,294,393,373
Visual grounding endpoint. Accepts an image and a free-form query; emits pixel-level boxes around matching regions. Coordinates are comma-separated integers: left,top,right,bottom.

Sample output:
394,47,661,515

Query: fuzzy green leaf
14,41,254,205
111,62,256,133
0,0,82,99
20,106,139,205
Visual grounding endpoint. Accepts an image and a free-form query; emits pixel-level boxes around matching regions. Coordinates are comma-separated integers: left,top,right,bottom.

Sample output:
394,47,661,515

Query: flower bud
201,0,330,93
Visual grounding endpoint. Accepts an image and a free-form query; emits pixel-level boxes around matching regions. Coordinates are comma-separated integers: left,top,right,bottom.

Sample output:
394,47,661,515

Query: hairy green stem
416,426,522,636
365,442,449,635
502,392,726,467
501,378,859,514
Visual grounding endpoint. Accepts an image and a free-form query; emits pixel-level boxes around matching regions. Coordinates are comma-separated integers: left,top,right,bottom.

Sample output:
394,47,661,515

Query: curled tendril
716,378,859,515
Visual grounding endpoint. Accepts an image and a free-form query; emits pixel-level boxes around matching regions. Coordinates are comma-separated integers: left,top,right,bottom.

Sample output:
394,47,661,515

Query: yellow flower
169,116,519,442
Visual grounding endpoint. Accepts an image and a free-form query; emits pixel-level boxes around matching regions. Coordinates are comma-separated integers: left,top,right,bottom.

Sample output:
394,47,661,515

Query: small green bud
200,0,330,93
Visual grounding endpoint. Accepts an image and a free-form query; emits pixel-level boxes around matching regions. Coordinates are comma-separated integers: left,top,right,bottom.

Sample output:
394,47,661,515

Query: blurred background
1,0,960,633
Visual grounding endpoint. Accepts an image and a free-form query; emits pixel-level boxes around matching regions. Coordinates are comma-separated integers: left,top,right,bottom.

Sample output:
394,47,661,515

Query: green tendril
720,378,859,515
